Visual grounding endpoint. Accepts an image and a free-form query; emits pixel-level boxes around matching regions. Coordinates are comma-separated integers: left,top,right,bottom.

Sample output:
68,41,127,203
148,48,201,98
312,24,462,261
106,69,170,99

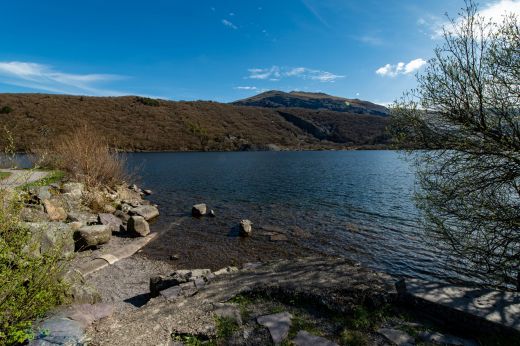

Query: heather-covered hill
0,93,390,151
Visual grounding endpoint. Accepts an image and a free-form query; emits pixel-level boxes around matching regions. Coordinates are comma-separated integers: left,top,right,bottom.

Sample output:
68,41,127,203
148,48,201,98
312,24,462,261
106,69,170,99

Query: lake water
127,151,465,283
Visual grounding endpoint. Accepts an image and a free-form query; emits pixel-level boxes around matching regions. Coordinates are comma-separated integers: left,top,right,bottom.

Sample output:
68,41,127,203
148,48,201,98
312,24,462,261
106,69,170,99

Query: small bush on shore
35,124,130,188
0,106,12,114
0,189,69,345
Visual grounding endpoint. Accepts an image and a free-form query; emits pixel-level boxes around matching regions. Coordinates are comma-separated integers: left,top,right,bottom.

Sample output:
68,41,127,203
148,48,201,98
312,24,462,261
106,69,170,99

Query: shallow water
125,151,463,283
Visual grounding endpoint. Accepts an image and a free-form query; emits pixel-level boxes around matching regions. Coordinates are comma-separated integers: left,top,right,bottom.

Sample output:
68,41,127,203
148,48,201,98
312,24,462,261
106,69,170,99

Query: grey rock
257,312,292,345
75,225,111,248
21,207,49,222
67,211,98,224
293,331,339,346
114,209,130,222
192,203,207,217
214,266,239,275
70,283,102,305
66,303,115,329
128,215,150,236
189,268,212,279
239,219,253,236
418,331,478,346
98,213,123,232
208,209,216,217
150,275,187,297
377,328,414,346
194,277,206,290
130,205,159,220
243,262,263,270
160,285,182,301
29,185,52,201
179,281,198,297
30,317,86,346
62,182,85,198
143,189,152,195
26,222,75,258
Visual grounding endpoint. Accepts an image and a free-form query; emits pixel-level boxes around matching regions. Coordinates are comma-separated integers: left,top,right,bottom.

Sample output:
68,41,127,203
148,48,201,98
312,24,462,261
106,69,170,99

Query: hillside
0,93,390,152
232,90,389,116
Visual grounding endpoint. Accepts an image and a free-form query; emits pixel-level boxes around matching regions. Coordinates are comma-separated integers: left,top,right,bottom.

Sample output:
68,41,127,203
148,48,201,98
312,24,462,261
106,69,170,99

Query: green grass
0,171,11,180
214,316,239,340
18,170,65,191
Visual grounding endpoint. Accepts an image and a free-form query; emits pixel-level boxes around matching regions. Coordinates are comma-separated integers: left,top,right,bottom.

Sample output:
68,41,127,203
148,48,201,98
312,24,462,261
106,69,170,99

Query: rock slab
257,312,292,345
293,331,339,346
377,328,414,346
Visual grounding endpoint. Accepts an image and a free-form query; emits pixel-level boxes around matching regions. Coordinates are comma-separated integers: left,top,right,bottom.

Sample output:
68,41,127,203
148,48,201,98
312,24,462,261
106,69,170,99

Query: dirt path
0,169,49,189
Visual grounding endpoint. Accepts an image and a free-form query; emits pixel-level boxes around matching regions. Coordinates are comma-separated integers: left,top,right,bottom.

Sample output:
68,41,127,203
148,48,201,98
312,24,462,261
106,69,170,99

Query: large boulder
192,203,207,217
28,185,52,201
21,207,49,222
43,199,67,221
239,219,253,236
67,211,98,225
75,225,111,249
130,205,159,221
98,213,123,232
26,222,75,258
127,216,150,236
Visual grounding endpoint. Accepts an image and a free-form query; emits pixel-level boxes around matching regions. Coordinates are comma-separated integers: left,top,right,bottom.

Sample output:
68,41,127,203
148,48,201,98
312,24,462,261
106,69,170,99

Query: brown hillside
0,94,389,151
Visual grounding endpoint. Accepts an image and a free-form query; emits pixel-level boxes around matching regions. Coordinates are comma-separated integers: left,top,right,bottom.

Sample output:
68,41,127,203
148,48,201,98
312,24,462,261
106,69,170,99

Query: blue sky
0,0,518,104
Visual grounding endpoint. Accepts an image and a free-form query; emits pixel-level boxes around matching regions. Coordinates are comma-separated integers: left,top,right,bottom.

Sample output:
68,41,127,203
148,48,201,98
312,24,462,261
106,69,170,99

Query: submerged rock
192,203,207,217
128,216,150,236
239,219,253,236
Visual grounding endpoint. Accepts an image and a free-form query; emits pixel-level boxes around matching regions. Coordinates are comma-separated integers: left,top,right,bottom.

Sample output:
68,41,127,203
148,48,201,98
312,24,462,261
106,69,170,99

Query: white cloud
376,58,427,77
222,19,238,30
235,86,258,90
248,66,344,82
422,0,520,39
0,61,125,95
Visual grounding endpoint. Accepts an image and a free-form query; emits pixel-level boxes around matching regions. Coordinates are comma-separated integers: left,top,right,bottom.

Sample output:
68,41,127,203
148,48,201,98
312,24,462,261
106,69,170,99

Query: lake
127,150,467,283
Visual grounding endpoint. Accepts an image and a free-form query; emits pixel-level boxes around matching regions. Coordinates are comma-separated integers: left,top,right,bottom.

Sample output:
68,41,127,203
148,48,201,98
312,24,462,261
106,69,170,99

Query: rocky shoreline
16,176,520,346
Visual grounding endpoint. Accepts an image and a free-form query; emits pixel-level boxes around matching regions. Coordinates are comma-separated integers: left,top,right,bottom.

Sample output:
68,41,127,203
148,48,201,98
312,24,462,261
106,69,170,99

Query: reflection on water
120,151,467,283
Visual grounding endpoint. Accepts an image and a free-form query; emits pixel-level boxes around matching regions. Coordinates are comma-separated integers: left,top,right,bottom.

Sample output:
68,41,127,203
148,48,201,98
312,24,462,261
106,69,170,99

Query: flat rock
257,312,292,345
128,215,150,236
293,331,339,346
130,205,159,221
160,285,182,301
377,328,414,346
30,317,86,346
66,303,114,329
76,225,111,248
67,211,98,224
418,331,478,346
214,303,242,325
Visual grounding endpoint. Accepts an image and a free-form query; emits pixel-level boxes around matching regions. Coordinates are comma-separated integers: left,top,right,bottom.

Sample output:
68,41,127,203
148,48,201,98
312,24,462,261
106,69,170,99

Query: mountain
232,90,389,116
0,93,390,152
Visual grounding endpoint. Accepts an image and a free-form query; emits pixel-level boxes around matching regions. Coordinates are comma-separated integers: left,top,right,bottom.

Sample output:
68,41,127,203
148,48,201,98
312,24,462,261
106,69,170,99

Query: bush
35,124,130,187
135,97,160,107
0,189,69,344
0,106,12,114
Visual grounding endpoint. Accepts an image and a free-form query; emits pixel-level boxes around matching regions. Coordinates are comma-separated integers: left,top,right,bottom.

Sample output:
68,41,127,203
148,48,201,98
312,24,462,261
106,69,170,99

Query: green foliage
135,97,160,107
18,170,65,191
0,171,11,180
340,330,368,346
0,106,12,114
0,190,69,345
214,316,238,340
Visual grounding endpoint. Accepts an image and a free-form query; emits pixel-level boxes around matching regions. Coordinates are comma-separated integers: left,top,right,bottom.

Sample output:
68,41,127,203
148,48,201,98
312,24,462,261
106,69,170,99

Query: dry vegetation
0,94,390,152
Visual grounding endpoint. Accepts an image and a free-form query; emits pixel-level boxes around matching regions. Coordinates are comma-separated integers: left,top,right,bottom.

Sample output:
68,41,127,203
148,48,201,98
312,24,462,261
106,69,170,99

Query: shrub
35,124,130,187
0,189,69,344
0,106,12,114
135,97,160,107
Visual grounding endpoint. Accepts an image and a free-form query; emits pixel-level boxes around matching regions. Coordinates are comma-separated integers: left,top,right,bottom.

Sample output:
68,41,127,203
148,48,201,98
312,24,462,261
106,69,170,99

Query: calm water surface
127,151,464,283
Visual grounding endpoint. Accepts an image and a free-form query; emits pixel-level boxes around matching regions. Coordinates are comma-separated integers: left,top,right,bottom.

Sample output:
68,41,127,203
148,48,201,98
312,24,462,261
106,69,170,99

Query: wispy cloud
247,66,344,82
0,61,125,95
356,35,385,46
301,0,330,28
376,58,427,77
419,0,520,39
222,19,238,30
234,86,258,90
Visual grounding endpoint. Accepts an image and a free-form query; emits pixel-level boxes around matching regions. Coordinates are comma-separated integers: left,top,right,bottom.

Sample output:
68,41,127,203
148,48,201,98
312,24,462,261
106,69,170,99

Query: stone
239,219,253,236
43,199,67,221
128,215,150,236
67,303,114,329
243,262,263,270
67,211,98,224
257,312,292,345
160,285,182,301
418,331,478,346
179,281,198,297
169,254,180,260
98,213,123,232
208,209,216,217
21,207,49,222
130,205,159,220
293,331,339,346
26,222,75,257
270,233,288,241
214,303,242,325
103,204,116,214
29,185,52,201
143,189,152,195
377,328,414,346
75,225,111,248
70,283,102,304
214,266,239,275
114,209,130,222
189,269,212,279
192,203,207,217
194,277,206,289
62,182,85,198
30,316,86,345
